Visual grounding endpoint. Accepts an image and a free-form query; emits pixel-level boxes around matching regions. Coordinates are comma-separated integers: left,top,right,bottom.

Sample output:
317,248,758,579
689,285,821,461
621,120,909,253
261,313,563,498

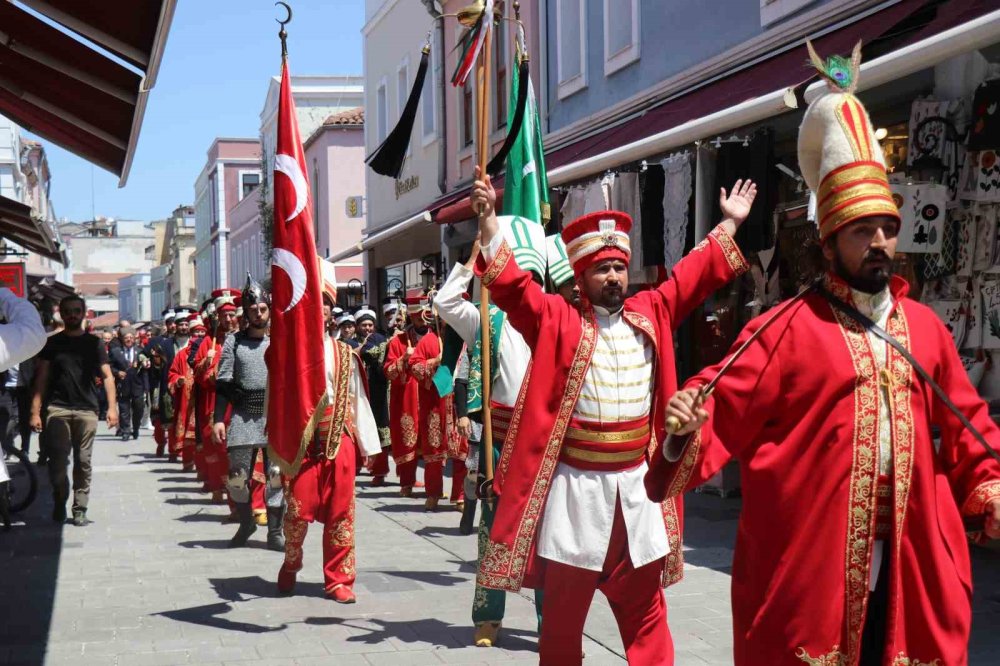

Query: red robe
646,273,1000,666
409,330,466,464
167,341,196,456
474,225,748,592
383,330,421,468
194,335,231,493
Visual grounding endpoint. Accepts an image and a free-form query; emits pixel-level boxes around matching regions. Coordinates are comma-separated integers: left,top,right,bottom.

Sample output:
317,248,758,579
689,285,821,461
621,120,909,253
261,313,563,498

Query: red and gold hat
405,295,423,315
187,313,207,332
798,42,899,243
560,211,632,278
212,288,241,313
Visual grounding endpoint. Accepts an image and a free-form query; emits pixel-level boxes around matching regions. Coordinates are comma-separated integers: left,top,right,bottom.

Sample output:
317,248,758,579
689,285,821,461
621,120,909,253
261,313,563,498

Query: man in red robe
409,312,467,512
383,296,428,497
277,259,383,603
193,289,241,503
650,45,1000,666
167,313,206,471
470,168,756,665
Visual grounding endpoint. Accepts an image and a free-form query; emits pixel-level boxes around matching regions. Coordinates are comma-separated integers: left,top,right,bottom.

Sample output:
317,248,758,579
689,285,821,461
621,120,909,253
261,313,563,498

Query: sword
664,280,818,443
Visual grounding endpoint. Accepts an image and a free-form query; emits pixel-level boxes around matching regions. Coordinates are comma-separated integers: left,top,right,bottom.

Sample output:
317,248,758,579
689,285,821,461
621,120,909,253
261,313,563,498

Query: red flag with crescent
266,59,327,476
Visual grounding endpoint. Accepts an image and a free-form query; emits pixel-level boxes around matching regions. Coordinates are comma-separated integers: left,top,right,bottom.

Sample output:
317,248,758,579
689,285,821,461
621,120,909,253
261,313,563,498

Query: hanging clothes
559,187,587,226
711,129,776,253
611,172,656,285
639,164,665,271
660,154,693,274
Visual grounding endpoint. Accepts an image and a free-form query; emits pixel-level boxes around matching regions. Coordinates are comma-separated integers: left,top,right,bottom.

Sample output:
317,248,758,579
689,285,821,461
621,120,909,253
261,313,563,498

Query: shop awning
544,0,981,184
432,184,505,226
0,194,64,263
0,0,176,186
325,210,433,263
26,271,75,303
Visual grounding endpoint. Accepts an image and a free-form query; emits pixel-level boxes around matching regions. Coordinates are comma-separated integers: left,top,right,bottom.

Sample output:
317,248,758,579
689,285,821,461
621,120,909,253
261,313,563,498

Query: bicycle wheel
4,447,37,513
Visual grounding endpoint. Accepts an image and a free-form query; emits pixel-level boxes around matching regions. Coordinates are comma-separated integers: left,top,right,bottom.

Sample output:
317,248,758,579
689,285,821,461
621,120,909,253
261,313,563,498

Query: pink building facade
193,138,261,301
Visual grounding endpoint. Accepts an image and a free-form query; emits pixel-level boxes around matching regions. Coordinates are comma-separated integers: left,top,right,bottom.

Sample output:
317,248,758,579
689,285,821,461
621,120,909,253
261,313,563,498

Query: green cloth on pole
501,51,549,225
433,325,467,398
467,305,504,413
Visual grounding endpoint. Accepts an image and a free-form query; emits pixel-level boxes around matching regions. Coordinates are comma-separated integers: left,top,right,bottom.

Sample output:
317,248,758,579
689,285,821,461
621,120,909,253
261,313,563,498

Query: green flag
501,51,549,225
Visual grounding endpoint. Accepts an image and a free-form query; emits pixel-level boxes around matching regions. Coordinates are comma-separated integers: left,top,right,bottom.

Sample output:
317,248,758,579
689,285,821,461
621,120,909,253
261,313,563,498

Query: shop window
556,0,587,99
603,0,640,76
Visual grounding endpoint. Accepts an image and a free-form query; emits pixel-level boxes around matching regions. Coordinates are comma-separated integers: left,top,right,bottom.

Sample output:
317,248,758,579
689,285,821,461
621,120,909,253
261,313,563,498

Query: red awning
0,1,176,185
0,195,64,262
544,0,971,172
433,185,505,225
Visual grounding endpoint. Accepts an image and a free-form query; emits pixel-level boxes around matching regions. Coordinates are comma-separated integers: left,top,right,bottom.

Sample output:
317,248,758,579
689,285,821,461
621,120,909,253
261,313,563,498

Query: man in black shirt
30,296,118,526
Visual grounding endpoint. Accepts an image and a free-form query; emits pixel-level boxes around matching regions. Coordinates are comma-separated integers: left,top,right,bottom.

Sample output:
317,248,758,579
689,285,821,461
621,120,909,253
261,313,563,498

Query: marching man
470,166,756,665
649,45,1000,666
276,260,382,604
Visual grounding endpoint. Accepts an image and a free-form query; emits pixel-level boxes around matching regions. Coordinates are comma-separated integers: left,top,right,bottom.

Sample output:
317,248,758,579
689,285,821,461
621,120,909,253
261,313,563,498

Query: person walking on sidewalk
213,276,284,550
276,260,382,604
30,295,118,526
109,327,146,441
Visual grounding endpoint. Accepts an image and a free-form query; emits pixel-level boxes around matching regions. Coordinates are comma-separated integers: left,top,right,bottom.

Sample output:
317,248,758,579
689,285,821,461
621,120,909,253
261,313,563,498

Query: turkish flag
266,59,327,476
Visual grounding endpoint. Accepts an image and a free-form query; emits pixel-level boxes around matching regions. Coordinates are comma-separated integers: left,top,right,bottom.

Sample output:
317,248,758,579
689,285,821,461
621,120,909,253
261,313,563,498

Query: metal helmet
242,272,269,311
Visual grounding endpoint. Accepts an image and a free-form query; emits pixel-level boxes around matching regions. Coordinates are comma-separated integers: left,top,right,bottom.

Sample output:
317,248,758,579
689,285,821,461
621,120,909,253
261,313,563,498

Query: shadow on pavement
157,601,288,634
0,458,64,657
304,616,538,652
372,568,470,588
164,496,216,506
176,538,269,551
176,511,228,523
413,524,466,538
158,485,203,494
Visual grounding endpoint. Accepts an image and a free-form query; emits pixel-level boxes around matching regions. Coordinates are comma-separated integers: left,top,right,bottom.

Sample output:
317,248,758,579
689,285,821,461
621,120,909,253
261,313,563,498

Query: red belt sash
490,401,514,445
559,416,650,472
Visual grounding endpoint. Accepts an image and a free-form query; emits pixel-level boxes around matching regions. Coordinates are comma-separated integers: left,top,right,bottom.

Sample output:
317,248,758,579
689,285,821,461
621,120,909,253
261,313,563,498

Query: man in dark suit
109,327,146,440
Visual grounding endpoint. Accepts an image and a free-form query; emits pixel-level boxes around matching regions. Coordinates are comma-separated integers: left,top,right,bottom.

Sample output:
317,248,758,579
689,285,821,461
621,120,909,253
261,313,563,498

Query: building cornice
362,0,404,36
543,0,896,151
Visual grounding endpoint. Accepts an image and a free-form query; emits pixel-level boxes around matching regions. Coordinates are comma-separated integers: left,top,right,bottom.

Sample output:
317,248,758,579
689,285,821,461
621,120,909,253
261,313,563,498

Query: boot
459,497,478,535
474,622,501,648
72,508,90,527
228,502,257,548
0,482,11,531
266,506,285,552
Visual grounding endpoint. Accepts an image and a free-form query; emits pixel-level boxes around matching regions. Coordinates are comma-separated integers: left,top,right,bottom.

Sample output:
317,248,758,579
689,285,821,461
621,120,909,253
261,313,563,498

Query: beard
594,284,624,310
832,248,893,294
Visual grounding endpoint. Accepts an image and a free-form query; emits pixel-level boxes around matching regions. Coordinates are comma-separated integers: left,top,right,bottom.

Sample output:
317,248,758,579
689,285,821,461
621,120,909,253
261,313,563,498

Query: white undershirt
851,287,894,591
324,336,382,457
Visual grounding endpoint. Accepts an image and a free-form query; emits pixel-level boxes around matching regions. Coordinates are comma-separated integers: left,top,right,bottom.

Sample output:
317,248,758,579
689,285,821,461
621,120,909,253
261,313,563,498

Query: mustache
863,250,891,264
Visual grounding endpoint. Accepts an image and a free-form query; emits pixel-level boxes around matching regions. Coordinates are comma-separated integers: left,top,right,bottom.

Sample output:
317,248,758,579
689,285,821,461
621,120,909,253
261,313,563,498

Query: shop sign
0,262,26,297
345,196,364,218
395,175,419,200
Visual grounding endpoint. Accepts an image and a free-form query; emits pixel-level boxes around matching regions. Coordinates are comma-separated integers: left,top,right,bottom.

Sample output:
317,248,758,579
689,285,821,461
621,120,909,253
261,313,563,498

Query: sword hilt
665,387,713,435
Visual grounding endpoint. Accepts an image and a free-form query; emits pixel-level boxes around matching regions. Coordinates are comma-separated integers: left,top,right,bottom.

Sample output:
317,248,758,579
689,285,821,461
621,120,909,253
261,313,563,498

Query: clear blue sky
30,0,365,223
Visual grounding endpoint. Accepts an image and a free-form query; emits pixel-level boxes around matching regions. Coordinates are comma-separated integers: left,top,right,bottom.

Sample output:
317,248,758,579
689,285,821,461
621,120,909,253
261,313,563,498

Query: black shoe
133,431,140,439
52,504,66,523
228,504,257,548
121,432,130,441
72,509,90,527
266,507,285,552
459,498,478,536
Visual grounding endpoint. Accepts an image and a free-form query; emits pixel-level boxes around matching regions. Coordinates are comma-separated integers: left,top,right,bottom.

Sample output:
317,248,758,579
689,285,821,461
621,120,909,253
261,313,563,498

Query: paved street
1,426,999,665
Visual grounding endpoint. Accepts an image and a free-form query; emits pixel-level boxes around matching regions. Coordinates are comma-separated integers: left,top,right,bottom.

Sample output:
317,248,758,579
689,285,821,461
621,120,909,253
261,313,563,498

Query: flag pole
475,9,495,500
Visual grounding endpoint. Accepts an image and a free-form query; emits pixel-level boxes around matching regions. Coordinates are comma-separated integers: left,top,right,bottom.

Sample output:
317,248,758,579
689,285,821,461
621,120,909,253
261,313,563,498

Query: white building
118,273,151,322
149,263,169,318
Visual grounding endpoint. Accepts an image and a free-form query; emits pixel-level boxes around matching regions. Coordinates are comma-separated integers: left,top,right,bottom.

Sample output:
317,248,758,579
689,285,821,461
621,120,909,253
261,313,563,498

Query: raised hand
719,179,758,232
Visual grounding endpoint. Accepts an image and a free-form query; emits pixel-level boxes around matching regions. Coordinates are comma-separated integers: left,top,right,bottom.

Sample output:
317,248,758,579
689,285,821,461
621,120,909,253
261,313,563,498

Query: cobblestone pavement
1,427,999,665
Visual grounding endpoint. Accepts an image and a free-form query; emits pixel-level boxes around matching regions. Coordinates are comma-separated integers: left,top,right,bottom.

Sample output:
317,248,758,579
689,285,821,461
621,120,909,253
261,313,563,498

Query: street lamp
345,278,366,309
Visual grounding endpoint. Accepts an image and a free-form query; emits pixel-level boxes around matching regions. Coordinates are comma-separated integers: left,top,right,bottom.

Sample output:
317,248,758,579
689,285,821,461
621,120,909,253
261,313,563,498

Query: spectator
30,295,118,526
109,327,145,441
0,288,47,529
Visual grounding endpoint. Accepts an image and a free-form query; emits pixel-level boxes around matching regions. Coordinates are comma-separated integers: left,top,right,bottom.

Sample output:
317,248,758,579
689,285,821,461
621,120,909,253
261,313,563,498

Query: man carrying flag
277,260,382,602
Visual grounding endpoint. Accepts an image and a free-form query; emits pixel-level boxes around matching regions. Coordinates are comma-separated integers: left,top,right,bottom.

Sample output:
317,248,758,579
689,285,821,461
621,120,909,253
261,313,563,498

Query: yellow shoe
254,510,268,526
474,622,500,647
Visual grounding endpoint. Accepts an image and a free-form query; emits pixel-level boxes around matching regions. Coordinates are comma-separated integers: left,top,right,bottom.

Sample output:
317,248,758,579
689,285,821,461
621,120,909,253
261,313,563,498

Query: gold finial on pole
275,2,292,59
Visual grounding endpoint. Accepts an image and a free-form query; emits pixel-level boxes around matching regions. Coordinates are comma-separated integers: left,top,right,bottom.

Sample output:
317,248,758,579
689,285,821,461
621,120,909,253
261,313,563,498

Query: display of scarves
907,97,967,203
661,153,693,274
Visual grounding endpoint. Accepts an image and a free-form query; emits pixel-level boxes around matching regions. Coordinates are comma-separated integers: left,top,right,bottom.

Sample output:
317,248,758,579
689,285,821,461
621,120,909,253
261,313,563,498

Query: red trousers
450,460,467,503
153,419,167,455
397,460,417,489
181,439,195,469
201,442,228,492
167,425,182,457
252,454,266,512
283,434,357,593
369,450,390,477
425,460,443,498
539,502,672,666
